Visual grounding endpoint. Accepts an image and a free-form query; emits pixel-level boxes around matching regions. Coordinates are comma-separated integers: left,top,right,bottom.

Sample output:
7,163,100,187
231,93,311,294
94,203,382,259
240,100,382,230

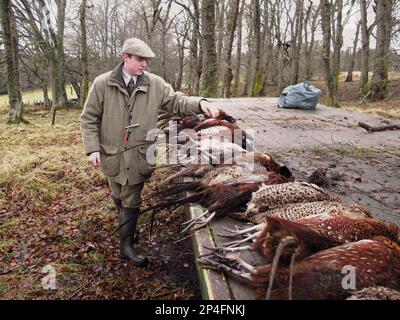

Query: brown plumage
254,215,400,264
244,182,330,216
199,236,400,300
233,152,292,179
248,200,372,224
132,173,291,234
175,114,207,131
178,174,292,234
266,236,400,300
163,150,293,185
152,164,275,203
177,109,236,131
213,201,373,254
194,119,240,132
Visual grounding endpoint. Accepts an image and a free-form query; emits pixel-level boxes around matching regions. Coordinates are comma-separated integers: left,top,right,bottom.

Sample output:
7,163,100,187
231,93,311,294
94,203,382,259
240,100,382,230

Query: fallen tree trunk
359,122,400,133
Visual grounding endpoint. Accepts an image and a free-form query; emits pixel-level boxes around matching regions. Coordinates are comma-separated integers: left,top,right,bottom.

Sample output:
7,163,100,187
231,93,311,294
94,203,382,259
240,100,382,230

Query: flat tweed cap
122,38,155,58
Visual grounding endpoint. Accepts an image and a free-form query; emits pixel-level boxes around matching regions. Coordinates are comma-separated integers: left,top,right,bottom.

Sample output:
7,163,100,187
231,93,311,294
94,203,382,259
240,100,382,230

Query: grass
0,108,109,299
311,143,379,160
0,107,198,300
341,99,400,119
0,85,77,107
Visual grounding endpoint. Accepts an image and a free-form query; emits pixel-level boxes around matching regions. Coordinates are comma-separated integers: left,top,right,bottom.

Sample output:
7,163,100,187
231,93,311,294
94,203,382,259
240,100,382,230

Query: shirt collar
121,67,137,87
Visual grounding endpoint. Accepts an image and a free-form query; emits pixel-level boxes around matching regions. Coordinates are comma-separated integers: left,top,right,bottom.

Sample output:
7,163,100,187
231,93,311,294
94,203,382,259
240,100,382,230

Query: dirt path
212,97,400,224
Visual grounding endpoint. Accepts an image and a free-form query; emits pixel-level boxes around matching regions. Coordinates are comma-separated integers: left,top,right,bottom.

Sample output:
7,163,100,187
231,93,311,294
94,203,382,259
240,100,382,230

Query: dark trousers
108,179,145,209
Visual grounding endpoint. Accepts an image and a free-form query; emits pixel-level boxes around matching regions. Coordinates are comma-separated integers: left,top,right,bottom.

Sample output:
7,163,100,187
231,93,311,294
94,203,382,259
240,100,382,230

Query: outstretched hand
88,152,101,167
200,100,221,118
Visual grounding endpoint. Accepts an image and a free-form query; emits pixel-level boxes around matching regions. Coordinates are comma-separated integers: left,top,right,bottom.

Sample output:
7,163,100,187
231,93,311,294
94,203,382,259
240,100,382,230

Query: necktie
127,78,135,96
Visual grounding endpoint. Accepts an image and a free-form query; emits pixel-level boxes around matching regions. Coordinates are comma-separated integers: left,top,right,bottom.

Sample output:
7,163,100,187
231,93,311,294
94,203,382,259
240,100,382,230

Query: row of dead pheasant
142,111,400,300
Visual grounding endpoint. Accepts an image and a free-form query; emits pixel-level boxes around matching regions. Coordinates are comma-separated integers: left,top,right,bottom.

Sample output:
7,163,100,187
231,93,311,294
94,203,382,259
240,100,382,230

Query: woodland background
0,0,399,123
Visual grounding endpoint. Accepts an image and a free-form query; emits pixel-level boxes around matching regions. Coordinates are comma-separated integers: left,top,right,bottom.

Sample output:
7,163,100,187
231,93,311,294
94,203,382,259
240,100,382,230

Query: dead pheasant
244,200,372,224
244,182,330,216
153,163,271,201
161,150,293,185
122,173,290,235
176,109,236,131
204,211,400,299
198,236,400,300
225,200,372,233
255,215,400,265
177,140,247,165
180,180,330,234
245,182,330,216
214,200,374,250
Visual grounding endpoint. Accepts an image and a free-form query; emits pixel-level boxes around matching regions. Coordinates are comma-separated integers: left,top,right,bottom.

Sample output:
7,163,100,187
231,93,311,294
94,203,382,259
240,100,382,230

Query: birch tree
370,0,393,100
0,0,23,123
200,0,217,97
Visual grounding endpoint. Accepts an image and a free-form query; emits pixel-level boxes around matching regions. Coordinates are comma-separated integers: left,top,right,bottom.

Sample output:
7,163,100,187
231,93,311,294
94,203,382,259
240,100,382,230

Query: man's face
123,54,148,76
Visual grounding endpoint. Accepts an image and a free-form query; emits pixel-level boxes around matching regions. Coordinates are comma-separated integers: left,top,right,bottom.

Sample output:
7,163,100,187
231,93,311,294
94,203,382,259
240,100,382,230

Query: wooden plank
186,201,266,300
186,205,232,300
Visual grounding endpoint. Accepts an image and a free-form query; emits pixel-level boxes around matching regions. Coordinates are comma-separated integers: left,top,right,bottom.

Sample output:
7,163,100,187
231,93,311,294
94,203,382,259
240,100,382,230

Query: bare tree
274,1,291,94
79,0,90,107
345,20,360,82
172,10,190,90
0,0,23,123
222,0,240,98
331,0,343,106
16,0,68,122
216,0,225,83
251,0,262,96
303,1,320,81
175,0,202,95
360,0,377,96
321,0,336,107
158,0,174,81
243,6,254,96
370,0,393,100
232,0,244,97
290,0,305,85
200,0,217,97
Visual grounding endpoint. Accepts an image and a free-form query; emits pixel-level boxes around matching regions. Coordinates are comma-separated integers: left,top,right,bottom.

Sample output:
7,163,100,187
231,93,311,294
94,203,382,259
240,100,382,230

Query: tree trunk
232,0,244,97
0,0,23,124
321,0,335,107
216,0,225,93
345,21,360,82
79,0,89,107
360,0,370,96
290,0,304,85
200,0,218,97
244,18,254,96
223,0,240,98
370,0,393,100
160,1,173,82
188,27,198,95
251,0,262,96
175,20,188,91
260,0,272,95
193,0,202,96
55,0,67,107
304,2,318,81
42,84,51,108
332,0,343,106
176,40,185,91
